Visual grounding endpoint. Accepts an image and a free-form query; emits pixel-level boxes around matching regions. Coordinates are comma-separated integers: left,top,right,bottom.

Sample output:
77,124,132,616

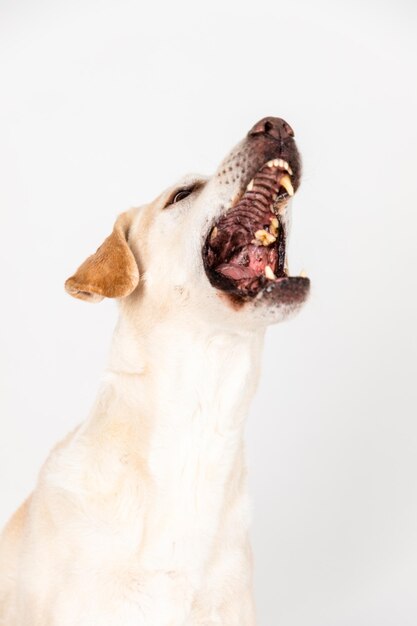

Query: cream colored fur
0,131,307,625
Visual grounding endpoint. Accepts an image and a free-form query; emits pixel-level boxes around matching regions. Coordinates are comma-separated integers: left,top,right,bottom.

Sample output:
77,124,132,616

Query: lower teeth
265,265,276,280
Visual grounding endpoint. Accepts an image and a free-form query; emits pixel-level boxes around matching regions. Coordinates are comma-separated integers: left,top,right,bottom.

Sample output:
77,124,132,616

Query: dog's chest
140,405,247,572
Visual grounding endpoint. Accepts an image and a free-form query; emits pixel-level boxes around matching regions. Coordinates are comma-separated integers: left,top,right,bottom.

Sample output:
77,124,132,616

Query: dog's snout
248,117,294,141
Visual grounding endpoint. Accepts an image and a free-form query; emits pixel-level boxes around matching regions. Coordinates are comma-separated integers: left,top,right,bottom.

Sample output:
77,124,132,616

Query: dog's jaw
199,118,310,319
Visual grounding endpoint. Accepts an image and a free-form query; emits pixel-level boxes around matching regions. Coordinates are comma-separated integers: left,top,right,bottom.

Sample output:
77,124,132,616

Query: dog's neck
85,309,266,573
104,309,265,433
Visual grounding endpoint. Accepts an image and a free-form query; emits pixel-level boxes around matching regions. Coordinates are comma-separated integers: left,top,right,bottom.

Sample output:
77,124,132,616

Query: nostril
282,121,294,137
248,117,295,140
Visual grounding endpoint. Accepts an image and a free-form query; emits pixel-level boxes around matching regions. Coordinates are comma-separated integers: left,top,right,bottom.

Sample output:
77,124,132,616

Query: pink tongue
216,264,257,280
216,244,277,281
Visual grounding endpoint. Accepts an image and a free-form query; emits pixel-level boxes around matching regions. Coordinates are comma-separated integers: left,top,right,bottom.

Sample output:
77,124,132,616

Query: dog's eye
164,182,204,209
172,188,193,203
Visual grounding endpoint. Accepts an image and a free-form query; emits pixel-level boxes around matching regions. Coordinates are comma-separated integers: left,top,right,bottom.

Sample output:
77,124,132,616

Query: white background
1,1,416,624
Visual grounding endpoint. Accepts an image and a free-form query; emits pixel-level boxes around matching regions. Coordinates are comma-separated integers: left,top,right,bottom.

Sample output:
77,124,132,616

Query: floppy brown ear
65,212,139,303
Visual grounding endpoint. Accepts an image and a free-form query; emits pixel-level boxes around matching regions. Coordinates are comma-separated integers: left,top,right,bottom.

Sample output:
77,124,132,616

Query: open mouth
203,156,304,301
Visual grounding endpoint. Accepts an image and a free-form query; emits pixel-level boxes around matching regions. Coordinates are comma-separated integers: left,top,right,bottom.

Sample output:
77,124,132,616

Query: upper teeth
245,160,294,202
269,217,279,237
210,226,218,243
279,174,294,197
266,158,293,175
254,229,276,246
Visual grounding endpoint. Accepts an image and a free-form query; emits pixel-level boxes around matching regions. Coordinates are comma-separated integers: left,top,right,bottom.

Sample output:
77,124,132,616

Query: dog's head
66,117,310,329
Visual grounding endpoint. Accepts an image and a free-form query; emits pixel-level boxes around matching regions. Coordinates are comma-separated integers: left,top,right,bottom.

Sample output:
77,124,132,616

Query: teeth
279,159,293,174
246,179,254,191
210,226,218,243
266,158,293,175
299,269,308,278
254,229,276,246
280,174,294,196
265,265,276,280
269,216,279,237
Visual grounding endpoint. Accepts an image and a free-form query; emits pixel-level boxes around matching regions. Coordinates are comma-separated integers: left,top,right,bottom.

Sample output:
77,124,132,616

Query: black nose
248,116,294,141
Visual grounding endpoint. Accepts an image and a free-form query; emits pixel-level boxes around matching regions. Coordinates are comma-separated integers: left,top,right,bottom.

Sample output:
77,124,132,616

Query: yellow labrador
0,117,309,626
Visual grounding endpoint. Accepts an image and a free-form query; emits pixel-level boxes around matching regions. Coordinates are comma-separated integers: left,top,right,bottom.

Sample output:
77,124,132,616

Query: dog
0,117,310,625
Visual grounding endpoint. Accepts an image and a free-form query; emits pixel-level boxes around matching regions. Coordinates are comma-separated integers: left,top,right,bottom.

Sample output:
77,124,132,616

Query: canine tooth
265,265,276,280
280,174,294,196
299,269,308,277
210,226,218,243
246,179,254,191
267,160,274,168
254,229,276,246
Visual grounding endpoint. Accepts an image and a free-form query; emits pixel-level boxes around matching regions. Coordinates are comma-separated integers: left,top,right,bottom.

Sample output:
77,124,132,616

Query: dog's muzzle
202,117,310,305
